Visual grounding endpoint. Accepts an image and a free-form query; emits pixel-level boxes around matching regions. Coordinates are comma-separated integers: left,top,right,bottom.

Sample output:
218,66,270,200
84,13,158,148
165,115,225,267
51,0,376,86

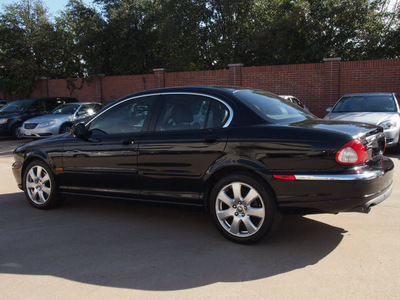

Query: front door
59,95,157,199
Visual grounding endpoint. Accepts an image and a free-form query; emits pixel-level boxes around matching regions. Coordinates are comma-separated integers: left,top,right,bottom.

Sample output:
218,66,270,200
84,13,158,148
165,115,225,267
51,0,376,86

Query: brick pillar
153,68,166,88
94,74,105,103
323,57,341,104
228,63,244,86
40,77,50,97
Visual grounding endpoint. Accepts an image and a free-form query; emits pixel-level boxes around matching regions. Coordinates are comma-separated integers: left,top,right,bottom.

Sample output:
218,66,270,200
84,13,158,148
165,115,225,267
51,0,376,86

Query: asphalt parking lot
0,136,399,300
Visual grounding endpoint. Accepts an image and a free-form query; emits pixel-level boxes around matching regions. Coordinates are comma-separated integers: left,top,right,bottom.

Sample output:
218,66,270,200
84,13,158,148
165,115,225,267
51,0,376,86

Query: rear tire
209,173,280,244
23,160,63,209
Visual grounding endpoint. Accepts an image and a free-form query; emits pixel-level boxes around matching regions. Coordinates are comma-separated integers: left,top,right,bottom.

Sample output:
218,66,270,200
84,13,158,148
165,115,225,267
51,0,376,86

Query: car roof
59,102,100,105
342,93,394,97
118,86,268,103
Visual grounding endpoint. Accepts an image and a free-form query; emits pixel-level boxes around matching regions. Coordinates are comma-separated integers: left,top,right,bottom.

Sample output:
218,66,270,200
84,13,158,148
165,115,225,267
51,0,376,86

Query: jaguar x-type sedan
12,87,394,244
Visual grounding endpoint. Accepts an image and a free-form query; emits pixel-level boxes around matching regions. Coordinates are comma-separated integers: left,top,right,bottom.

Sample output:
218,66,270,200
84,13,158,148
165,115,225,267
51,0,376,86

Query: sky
0,0,398,17
0,0,96,17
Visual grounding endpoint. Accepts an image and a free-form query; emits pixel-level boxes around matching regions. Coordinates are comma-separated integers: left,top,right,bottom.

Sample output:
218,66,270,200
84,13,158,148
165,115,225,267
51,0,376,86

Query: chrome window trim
87,92,234,129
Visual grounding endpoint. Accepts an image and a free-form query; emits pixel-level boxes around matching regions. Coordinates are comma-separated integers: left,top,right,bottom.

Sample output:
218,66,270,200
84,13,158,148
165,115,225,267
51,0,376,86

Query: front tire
209,174,280,244
23,160,63,209
59,124,72,134
11,123,22,139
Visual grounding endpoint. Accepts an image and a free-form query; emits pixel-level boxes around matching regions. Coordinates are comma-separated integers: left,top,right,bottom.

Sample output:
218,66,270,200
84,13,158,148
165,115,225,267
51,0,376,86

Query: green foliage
0,0,399,97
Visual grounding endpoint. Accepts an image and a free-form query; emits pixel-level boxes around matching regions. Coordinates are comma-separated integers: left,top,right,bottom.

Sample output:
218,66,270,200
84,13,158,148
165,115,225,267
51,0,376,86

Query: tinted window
236,90,315,124
28,100,47,113
88,96,155,135
332,95,397,112
0,100,33,112
206,100,230,128
156,94,209,131
155,94,231,131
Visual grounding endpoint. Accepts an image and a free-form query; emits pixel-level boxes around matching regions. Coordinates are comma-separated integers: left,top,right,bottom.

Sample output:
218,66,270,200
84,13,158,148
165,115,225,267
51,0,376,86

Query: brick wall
21,58,400,117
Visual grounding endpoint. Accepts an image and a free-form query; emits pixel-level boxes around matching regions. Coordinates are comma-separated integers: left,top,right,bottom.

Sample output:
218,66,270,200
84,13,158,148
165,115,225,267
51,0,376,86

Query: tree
0,0,80,97
56,0,106,77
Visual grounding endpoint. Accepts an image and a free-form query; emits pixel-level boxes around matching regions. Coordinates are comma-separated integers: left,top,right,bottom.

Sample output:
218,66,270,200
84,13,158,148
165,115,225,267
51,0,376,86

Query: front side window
155,94,231,132
88,96,155,135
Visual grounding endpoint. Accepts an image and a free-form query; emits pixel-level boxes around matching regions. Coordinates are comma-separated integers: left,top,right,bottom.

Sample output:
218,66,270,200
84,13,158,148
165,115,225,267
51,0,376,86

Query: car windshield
236,90,315,124
51,104,80,115
332,95,397,113
0,100,33,113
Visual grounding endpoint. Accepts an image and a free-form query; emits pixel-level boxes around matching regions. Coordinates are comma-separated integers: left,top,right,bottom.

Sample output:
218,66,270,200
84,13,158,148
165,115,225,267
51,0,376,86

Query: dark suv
0,97,77,138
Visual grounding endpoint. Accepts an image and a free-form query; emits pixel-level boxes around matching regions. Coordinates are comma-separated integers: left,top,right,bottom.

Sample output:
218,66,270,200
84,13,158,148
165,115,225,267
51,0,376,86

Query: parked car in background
0,99,7,108
324,93,400,149
280,95,310,111
0,97,77,138
12,87,393,244
20,102,102,138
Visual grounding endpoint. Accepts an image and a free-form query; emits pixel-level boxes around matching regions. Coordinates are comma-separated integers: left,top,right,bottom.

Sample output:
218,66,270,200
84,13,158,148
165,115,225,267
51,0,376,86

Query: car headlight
379,120,397,130
0,118,8,124
38,120,56,127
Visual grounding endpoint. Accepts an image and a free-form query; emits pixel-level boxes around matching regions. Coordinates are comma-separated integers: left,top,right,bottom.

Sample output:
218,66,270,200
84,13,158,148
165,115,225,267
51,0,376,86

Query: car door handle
122,139,135,146
204,136,219,144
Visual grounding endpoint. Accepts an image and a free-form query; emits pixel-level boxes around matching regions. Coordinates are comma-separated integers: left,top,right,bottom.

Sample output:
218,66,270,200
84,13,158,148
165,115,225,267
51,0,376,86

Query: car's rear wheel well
203,166,277,212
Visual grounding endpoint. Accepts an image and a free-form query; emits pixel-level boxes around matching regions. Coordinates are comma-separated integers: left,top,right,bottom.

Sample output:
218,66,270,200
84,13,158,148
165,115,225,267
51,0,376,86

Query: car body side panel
59,134,141,197
138,128,228,204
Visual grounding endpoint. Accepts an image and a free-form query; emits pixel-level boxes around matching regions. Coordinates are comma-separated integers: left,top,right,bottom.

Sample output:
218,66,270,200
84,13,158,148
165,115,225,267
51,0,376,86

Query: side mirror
71,123,87,139
326,107,332,112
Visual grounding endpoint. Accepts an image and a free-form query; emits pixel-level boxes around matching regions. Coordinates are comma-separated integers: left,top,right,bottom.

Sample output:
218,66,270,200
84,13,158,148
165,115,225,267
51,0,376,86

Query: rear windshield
332,95,397,112
235,90,315,124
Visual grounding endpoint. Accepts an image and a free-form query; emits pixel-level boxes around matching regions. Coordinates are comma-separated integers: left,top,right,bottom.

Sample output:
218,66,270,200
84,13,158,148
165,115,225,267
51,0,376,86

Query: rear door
138,93,232,205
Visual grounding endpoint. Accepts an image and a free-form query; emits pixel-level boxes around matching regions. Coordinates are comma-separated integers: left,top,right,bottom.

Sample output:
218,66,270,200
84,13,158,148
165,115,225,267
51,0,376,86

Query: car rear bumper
270,157,394,214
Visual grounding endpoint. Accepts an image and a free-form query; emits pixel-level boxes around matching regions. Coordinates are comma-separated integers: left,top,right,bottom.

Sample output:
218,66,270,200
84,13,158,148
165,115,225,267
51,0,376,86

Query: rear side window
155,94,231,132
236,90,315,124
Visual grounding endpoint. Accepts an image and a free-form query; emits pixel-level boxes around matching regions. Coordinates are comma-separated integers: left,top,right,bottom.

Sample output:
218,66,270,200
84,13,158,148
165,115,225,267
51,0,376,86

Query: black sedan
12,87,394,244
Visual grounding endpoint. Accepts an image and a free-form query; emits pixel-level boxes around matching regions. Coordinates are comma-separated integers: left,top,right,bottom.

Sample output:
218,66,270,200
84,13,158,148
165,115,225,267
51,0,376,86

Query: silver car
20,102,102,138
324,93,400,148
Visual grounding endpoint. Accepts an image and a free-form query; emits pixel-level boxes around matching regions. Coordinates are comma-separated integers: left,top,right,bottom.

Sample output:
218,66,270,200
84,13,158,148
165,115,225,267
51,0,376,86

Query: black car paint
12,87,394,215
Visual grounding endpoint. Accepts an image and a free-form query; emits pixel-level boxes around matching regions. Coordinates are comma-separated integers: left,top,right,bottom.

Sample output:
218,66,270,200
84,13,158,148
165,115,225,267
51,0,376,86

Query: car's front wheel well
203,166,277,212
59,123,73,134
21,156,50,185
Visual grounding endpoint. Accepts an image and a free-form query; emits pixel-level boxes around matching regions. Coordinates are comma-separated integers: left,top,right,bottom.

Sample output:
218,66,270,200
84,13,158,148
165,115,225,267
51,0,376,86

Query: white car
324,93,400,149
20,102,102,138
280,95,309,111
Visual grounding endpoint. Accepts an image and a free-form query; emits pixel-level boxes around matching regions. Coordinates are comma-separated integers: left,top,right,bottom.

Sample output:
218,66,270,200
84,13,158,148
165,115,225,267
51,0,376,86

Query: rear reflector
273,175,296,180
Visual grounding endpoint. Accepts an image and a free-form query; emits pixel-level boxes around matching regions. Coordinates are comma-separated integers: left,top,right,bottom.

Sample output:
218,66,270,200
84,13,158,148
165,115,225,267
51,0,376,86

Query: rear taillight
336,140,368,165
